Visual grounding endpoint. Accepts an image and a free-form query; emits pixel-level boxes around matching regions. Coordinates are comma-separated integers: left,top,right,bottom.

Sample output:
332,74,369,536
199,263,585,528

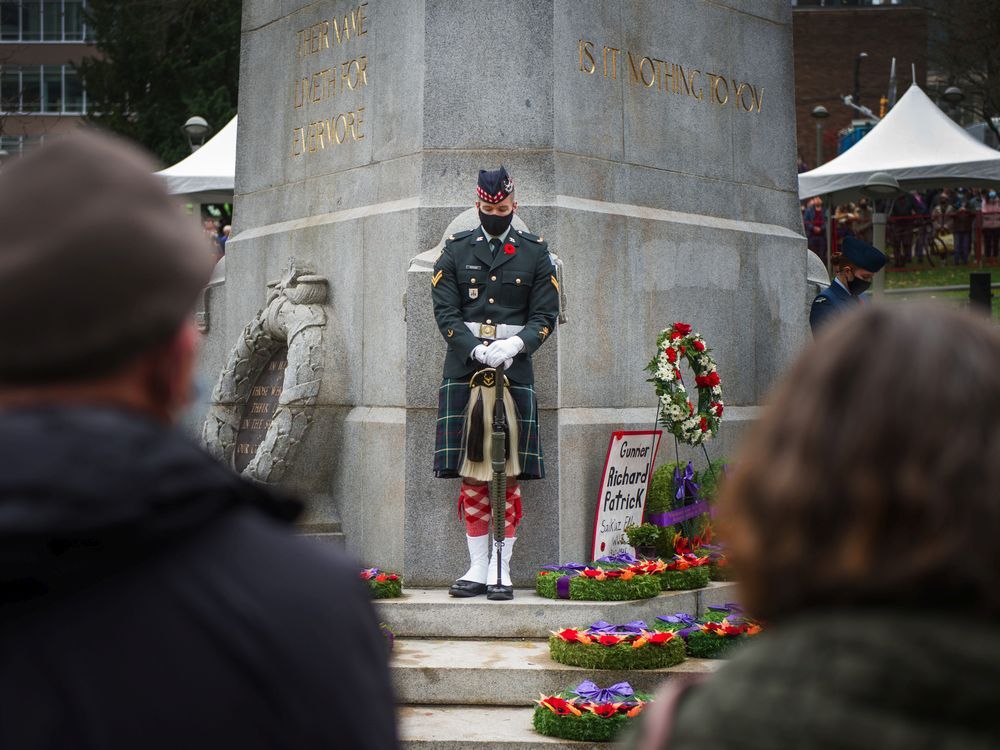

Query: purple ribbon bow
556,575,571,599
656,613,696,626
595,551,639,565
587,620,647,635
541,562,588,572
707,602,743,614
674,461,700,502
574,680,635,704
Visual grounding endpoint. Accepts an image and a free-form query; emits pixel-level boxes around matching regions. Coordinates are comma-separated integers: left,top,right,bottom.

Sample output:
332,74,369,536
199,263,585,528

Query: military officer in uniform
430,167,559,600
810,235,886,333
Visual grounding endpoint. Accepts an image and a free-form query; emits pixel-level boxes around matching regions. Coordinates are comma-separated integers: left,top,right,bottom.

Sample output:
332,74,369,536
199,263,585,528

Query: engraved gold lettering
579,39,596,74
626,51,640,85
688,68,703,100
639,56,655,88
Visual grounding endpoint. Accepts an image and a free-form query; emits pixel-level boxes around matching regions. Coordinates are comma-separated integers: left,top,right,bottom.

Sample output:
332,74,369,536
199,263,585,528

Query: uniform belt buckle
480,324,497,339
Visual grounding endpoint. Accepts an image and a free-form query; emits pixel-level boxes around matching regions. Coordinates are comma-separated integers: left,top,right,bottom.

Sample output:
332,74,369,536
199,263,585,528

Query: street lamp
863,171,902,299
811,105,829,168
942,86,964,106
181,116,212,152
853,52,869,109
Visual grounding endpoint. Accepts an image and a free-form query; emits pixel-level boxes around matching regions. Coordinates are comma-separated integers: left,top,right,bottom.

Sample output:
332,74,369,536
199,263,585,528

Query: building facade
793,0,927,169
0,0,96,157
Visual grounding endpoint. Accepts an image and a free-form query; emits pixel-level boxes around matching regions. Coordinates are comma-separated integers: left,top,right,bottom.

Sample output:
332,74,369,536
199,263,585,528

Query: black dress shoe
448,579,487,597
486,584,514,601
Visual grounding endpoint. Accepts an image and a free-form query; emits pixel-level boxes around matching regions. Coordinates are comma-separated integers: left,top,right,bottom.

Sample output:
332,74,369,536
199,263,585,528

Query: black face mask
848,277,871,295
479,209,514,237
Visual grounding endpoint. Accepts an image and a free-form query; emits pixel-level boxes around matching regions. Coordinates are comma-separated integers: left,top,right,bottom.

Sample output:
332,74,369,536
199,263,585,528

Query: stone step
398,705,605,749
391,637,719,706
377,582,739,639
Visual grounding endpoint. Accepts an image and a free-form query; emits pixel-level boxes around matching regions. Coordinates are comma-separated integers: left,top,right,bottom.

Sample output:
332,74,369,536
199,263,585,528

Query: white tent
799,85,1000,202
156,116,236,203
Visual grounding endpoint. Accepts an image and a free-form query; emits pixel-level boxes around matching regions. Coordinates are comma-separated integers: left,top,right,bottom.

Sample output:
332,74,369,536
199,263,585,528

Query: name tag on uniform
469,288,479,299
465,265,483,270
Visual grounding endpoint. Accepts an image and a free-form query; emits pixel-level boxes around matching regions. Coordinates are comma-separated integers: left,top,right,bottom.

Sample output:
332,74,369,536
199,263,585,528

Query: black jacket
0,406,397,750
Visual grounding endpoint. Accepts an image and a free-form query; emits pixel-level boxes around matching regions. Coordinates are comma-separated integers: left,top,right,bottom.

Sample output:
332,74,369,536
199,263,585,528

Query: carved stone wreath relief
202,262,328,484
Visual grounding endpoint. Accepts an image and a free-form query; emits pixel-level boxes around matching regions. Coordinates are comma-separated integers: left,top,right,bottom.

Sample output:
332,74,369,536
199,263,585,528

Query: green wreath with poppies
533,681,653,743
548,626,686,670
652,607,762,659
535,564,661,601
361,568,403,599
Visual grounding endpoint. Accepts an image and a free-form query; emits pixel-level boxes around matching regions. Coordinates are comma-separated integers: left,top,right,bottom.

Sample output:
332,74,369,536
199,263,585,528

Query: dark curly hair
720,303,1000,621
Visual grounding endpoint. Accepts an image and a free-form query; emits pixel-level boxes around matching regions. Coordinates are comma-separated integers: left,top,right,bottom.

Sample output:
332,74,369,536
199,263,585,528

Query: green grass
884,262,1000,290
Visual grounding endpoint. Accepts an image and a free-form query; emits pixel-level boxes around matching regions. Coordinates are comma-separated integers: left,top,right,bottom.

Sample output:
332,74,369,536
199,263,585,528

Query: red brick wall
794,7,927,170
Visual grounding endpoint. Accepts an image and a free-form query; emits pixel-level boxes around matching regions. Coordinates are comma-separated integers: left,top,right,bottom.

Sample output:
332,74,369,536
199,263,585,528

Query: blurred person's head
222,225,232,237
721,303,1000,621
0,130,212,424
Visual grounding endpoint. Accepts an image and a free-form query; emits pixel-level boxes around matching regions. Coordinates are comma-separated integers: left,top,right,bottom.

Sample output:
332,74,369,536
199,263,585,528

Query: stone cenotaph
201,0,807,585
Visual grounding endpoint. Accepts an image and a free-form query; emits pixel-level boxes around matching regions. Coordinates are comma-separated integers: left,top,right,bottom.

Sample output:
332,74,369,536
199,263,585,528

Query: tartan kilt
434,377,544,480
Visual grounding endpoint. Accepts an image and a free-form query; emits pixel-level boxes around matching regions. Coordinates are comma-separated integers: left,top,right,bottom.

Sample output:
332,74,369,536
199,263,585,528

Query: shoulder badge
445,229,475,245
515,229,546,245
813,296,827,304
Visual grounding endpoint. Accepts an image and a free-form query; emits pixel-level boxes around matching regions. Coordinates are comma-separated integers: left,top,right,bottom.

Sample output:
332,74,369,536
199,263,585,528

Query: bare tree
923,0,1000,143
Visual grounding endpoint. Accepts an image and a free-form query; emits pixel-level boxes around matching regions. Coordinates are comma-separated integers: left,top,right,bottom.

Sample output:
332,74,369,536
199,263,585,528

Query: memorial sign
234,348,288,473
591,430,662,560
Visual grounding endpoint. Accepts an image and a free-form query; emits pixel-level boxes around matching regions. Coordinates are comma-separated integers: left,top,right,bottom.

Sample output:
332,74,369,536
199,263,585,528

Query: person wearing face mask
981,189,1000,264
809,235,886,334
430,167,560,601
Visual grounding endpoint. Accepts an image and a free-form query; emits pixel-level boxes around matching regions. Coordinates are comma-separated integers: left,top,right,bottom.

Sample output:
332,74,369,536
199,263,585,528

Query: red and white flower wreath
646,322,723,446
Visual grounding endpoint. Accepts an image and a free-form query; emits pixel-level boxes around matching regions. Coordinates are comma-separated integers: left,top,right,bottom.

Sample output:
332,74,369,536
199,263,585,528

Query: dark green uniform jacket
628,609,1000,750
431,227,559,384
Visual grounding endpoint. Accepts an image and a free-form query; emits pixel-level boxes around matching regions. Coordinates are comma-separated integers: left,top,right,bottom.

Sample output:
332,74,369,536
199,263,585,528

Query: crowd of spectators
201,218,231,259
802,187,1000,268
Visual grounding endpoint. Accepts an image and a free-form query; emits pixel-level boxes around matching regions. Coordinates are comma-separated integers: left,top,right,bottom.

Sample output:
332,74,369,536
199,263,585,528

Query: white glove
485,336,524,368
471,344,490,364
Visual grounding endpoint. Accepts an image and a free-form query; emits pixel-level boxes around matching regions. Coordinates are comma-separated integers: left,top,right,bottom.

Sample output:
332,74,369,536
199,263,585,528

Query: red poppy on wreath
693,340,706,352
503,242,516,255
646,631,676,645
672,322,692,335
665,347,677,363
554,628,585,643
590,704,618,718
540,696,582,716
582,569,606,580
375,573,388,582
597,634,622,646
699,417,709,432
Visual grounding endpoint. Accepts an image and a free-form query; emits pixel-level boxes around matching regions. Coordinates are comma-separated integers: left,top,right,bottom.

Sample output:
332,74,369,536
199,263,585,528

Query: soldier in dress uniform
430,167,559,600
810,235,886,334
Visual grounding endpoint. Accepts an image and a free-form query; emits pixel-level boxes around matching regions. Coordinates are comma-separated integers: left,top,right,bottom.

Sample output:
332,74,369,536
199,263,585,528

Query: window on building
0,134,44,157
0,0,90,42
1,2,20,41
0,66,19,110
64,0,82,41
41,65,62,111
21,0,41,40
0,64,86,114
20,66,40,111
63,65,82,112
